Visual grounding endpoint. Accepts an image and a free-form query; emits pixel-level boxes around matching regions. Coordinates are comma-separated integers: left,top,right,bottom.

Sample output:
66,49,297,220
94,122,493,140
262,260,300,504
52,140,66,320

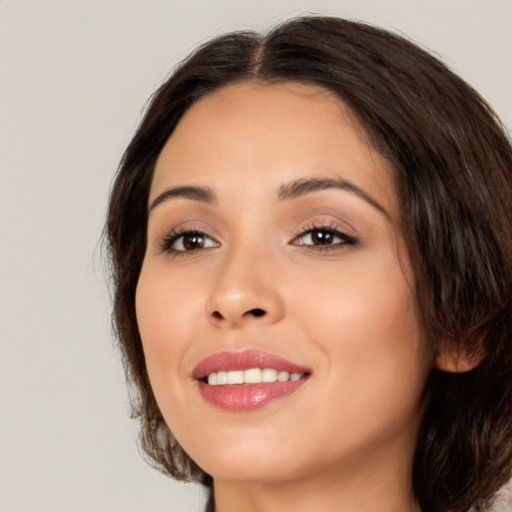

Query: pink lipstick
193,350,311,411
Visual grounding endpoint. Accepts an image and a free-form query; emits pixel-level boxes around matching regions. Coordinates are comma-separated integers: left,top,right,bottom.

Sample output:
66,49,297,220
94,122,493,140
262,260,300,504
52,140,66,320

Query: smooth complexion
136,82,432,512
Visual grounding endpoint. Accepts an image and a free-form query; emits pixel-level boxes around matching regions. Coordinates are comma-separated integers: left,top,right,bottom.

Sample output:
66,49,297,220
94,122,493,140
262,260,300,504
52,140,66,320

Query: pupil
312,231,333,245
183,234,204,250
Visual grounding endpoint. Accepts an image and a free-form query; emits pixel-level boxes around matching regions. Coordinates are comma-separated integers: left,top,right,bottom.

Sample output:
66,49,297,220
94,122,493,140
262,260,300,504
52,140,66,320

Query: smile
206,368,306,385
193,350,311,411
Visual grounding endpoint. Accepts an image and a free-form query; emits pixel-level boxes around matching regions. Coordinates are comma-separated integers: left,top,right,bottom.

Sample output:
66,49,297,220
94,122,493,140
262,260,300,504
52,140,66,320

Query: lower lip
197,378,308,411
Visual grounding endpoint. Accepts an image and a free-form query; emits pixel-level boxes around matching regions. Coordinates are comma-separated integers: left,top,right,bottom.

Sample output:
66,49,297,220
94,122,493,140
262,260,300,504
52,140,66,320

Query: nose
205,245,285,329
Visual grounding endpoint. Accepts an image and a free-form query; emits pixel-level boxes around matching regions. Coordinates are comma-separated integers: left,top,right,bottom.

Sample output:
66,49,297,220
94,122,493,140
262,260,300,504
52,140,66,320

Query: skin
136,81,434,512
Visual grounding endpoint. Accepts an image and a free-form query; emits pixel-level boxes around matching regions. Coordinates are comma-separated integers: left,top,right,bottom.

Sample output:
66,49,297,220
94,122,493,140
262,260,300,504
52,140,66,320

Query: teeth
277,371,290,382
226,370,244,385
205,368,305,386
244,368,262,383
262,368,277,383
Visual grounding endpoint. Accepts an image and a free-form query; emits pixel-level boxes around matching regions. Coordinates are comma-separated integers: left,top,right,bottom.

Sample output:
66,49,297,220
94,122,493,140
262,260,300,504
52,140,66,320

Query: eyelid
158,221,221,254
167,231,219,252
289,220,359,249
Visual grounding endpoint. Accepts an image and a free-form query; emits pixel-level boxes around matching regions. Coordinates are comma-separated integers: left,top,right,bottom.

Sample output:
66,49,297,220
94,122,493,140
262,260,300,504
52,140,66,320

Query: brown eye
310,231,335,245
292,227,358,250
298,229,344,246
182,234,205,250
165,231,219,253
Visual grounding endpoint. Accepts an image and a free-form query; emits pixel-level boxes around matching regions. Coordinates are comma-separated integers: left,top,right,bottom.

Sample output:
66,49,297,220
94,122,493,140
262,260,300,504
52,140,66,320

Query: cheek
293,253,413,329
135,264,195,397
290,255,431,416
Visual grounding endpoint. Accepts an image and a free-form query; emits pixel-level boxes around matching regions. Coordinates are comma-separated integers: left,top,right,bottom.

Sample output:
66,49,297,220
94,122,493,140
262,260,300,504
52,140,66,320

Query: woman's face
136,82,433,483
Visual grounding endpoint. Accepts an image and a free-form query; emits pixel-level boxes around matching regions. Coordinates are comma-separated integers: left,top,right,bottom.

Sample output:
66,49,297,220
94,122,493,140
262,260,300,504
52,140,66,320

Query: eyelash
291,223,359,251
160,226,219,257
160,223,358,257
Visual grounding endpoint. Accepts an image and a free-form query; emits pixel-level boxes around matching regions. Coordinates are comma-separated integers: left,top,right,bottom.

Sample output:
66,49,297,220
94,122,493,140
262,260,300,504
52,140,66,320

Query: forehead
151,81,397,216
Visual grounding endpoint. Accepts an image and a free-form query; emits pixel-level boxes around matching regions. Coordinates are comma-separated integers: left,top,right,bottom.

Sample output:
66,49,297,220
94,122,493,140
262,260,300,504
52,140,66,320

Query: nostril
210,308,267,323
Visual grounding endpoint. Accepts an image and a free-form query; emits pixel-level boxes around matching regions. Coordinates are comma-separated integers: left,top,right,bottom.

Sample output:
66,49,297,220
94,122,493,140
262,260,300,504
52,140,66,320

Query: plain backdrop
1,1,511,511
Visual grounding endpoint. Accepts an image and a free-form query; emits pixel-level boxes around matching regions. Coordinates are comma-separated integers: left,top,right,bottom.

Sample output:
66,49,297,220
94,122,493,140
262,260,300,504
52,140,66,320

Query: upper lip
192,350,311,380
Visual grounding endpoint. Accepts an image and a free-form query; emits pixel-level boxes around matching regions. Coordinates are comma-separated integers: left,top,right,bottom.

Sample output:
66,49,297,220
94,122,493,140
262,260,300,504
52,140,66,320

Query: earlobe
434,346,484,373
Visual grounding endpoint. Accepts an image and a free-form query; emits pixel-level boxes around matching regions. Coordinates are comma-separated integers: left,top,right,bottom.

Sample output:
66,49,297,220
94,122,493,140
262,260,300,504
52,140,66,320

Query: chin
179,427,312,483
202,455,308,484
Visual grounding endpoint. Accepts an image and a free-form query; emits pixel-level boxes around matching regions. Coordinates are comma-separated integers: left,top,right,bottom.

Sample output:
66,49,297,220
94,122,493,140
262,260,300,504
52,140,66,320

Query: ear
434,344,484,373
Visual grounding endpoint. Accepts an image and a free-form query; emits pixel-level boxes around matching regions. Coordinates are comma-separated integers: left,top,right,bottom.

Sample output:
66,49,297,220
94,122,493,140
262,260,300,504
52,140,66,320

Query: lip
192,350,311,412
192,350,310,379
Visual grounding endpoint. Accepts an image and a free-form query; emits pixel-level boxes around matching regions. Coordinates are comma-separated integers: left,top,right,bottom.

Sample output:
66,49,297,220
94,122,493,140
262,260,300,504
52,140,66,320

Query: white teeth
244,368,262,383
277,371,290,382
205,368,306,386
262,368,277,383
226,370,244,385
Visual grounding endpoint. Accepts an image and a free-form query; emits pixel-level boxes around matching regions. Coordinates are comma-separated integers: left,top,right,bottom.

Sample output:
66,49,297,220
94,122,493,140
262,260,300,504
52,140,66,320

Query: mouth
203,368,308,385
192,350,311,411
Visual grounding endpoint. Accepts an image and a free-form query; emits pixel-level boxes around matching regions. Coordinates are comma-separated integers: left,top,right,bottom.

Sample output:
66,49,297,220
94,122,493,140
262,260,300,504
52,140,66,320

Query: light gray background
1,1,511,511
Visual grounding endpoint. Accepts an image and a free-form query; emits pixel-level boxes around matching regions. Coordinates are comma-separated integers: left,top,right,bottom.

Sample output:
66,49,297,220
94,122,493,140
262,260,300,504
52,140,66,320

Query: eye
162,230,220,253
292,226,358,250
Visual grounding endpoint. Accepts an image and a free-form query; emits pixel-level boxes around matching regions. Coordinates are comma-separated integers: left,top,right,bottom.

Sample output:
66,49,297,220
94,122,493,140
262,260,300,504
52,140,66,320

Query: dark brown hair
106,16,512,512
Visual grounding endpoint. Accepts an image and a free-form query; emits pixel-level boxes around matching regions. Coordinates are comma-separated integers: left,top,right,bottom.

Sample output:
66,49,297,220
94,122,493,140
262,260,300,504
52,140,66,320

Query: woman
105,16,512,512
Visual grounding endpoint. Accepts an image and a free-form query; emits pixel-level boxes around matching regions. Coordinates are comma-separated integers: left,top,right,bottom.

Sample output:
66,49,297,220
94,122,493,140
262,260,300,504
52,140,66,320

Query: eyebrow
149,185,217,212
149,177,389,218
278,177,390,218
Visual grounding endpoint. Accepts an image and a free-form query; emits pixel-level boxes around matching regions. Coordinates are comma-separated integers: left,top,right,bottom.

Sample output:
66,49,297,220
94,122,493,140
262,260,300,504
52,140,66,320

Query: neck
212,449,422,512
213,481,421,512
